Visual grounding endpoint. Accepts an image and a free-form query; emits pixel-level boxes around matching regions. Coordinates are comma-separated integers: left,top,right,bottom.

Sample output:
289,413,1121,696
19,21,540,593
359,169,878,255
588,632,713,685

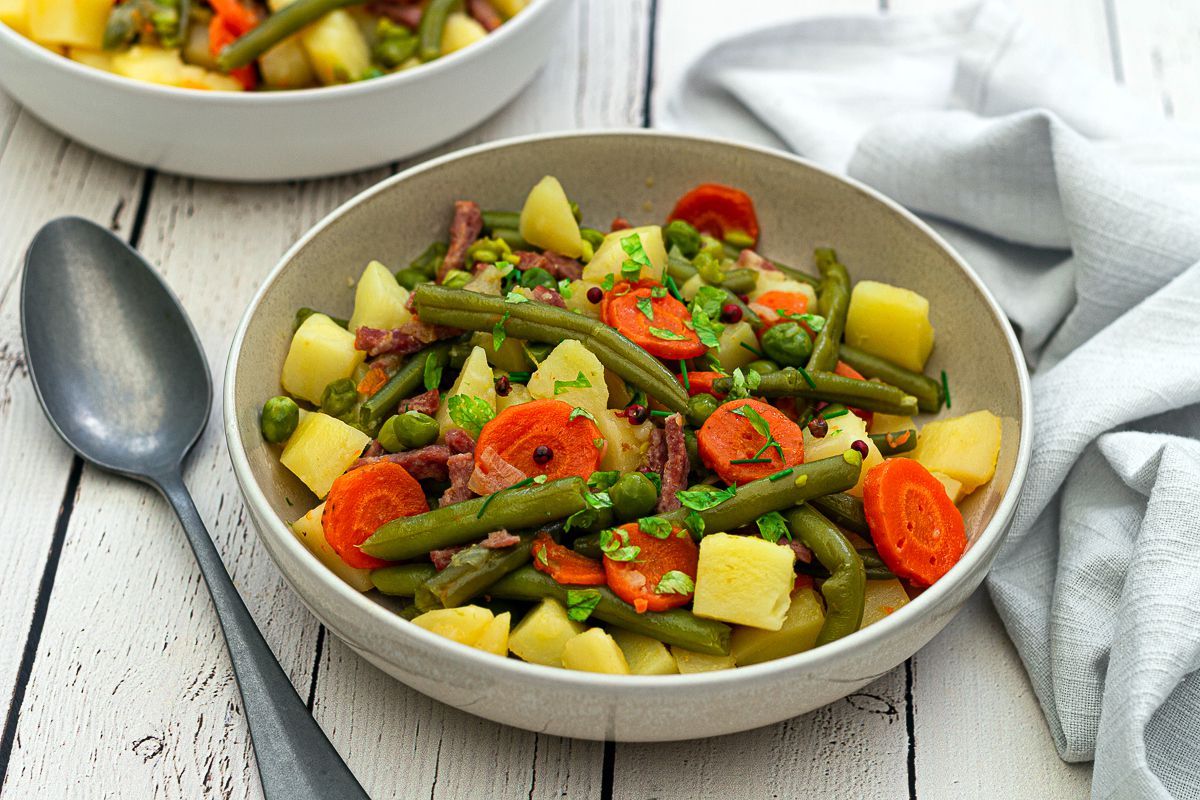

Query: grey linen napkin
659,3,1200,798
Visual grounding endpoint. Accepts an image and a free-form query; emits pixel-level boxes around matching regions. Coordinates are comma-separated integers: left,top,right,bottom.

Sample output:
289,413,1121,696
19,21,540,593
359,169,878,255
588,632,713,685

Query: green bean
418,0,459,61
766,260,821,288
371,564,438,596
870,429,918,456
320,378,358,417
661,452,862,537
713,368,919,416
579,227,606,251
217,0,360,70
720,269,758,295
482,210,521,231
838,344,943,413
415,531,537,610
491,227,530,252
295,306,349,332
488,567,732,655
785,506,865,645
666,248,699,283
260,396,299,443
362,477,588,561
412,285,690,412
570,532,602,559
374,19,419,68
808,248,850,373
810,493,869,538
359,344,450,429
858,548,896,580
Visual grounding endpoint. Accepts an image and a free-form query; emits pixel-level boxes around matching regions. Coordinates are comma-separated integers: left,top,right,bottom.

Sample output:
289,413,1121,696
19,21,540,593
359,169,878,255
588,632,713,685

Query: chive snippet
941,369,952,409
680,359,690,391
823,407,849,420
650,409,672,418
730,457,771,465
767,467,794,482
738,342,763,357
796,366,817,389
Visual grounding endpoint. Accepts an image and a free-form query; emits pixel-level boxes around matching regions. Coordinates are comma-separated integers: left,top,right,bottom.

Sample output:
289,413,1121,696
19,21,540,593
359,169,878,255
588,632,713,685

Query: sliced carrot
667,183,760,245
323,462,429,569
474,399,604,482
603,522,698,613
676,371,727,399
697,398,805,484
531,533,606,586
208,15,258,90
357,364,389,396
832,361,874,428
209,0,259,33
862,458,966,587
754,290,808,318
601,280,708,360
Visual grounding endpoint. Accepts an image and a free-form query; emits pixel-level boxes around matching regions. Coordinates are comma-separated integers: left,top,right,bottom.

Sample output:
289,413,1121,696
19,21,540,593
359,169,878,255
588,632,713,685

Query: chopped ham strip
438,200,484,281
480,529,520,549
656,413,689,513
468,446,527,496
440,453,476,506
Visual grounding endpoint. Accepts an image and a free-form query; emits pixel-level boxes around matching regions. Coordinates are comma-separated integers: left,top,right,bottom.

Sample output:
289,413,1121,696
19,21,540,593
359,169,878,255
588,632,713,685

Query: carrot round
532,532,606,586
697,398,805,484
603,521,699,613
832,361,873,428
601,280,708,360
323,461,429,569
862,458,966,587
667,183,760,245
676,371,727,399
474,399,604,482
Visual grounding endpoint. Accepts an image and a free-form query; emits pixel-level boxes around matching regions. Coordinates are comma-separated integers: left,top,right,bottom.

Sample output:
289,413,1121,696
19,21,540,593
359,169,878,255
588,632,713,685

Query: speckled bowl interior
225,131,1031,741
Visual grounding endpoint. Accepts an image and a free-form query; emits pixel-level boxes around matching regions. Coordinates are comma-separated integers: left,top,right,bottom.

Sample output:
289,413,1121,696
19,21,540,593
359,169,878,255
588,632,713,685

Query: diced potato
564,280,602,319
714,320,758,372
473,612,511,656
281,312,365,405
441,11,487,54
860,579,910,629
259,36,317,90
610,629,678,675
604,370,634,409
0,0,29,36
280,413,370,498
692,533,796,631
562,628,631,675
491,0,527,17
671,647,736,673
519,176,584,258
932,471,966,504
679,274,703,302
348,260,411,333
731,587,825,666
469,331,530,373
870,413,915,435
463,263,505,296
410,606,495,646
802,410,882,496
67,47,112,72
295,8,371,84
508,598,586,667
748,272,818,309
844,280,935,372
496,383,532,413
582,225,667,284
911,410,1002,491
109,46,244,91
526,339,607,414
291,502,373,591
593,410,651,472
28,0,108,48
436,345,496,438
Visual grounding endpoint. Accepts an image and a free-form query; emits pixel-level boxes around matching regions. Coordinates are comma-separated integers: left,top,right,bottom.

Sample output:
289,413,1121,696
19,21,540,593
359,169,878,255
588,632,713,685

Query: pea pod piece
362,477,589,561
371,563,438,596
481,210,521,231
217,0,361,70
870,429,918,456
719,269,758,295
810,493,870,538
488,566,732,655
712,368,919,416
785,505,865,645
359,343,451,429
415,531,537,610
418,0,460,61
838,344,944,413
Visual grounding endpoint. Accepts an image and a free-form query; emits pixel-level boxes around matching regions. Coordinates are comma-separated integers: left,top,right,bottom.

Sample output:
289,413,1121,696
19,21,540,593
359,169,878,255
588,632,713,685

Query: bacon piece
438,200,484,281
656,413,689,513
397,388,440,416
736,249,778,272
354,320,458,357
440,453,476,506
349,445,453,481
361,440,385,460
542,251,583,281
789,539,814,564
531,285,566,308
480,529,520,549
368,353,403,372
445,428,477,455
369,1,422,29
468,446,527,496
611,217,631,232
430,546,466,571
639,428,667,476
467,0,502,31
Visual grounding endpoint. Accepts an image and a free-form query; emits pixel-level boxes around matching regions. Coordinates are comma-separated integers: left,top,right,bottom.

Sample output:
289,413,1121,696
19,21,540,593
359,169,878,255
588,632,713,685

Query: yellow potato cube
348,260,411,333
259,36,317,90
692,533,796,630
582,225,667,284
564,280,603,319
860,579,910,629
28,0,108,48
508,598,585,667
291,502,373,591
932,471,966,504
870,413,915,435
280,313,364,405
491,0,527,18
610,629,678,675
280,412,370,499
844,280,935,372
469,331,530,373
562,628,631,675
519,176,584,258
671,647,736,673
296,8,371,84
527,339,607,413
802,411,881,496
589,410,649,472
410,606,495,646
495,383,532,413
911,410,1002,491
731,587,825,666
0,0,30,35
67,47,112,72
473,612,511,656
441,11,487,54
714,320,758,372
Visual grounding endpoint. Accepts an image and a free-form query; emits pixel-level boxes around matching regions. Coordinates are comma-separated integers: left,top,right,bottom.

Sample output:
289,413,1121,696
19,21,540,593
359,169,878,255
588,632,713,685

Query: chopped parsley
778,311,825,333
637,516,673,539
600,273,616,292
691,305,722,349
648,326,688,341
692,285,727,320
655,570,695,596
636,296,655,320
593,437,606,449
650,285,669,298
584,491,613,510
554,371,592,395
492,310,511,350
684,510,705,539
536,546,549,565
448,394,494,437
645,471,662,494
423,349,446,392
726,368,760,401
756,511,791,544
599,528,640,562
569,406,597,423
504,290,529,304
731,403,784,459
588,471,620,491
566,589,602,622
557,278,573,298
676,484,736,512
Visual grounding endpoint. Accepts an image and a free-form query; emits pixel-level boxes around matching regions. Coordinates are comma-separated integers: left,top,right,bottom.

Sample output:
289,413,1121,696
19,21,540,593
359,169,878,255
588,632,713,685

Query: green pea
698,234,726,260
663,219,701,258
760,322,814,368
519,266,557,290
373,19,418,67
395,267,427,290
609,472,659,520
394,411,440,450
746,359,779,376
686,393,720,426
694,251,725,285
260,396,299,443
320,378,358,417
442,269,472,289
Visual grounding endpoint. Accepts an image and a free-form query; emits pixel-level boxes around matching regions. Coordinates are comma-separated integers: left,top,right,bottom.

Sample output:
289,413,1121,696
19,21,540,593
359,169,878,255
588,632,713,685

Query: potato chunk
731,587,825,666
802,411,882,496
610,629,678,675
0,0,30,35
349,260,411,333
441,11,488,54
582,225,667,284
869,413,915,435
28,0,109,48
519,176,584,258
860,579,911,628
410,606,494,646
593,410,651,472
932,471,966,504
295,8,371,84
281,312,365,405
911,410,1002,491
562,628,631,675
671,647,736,673
714,320,758,372
844,280,935,372
473,612,511,656
527,339,607,414
508,598,585,667
291,502,373,592
280,412,370,498
692,533,796,630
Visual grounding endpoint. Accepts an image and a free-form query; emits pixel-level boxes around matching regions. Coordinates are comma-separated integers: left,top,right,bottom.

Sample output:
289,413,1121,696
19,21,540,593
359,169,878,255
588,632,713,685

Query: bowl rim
0,0,559,103
223,129,1033,692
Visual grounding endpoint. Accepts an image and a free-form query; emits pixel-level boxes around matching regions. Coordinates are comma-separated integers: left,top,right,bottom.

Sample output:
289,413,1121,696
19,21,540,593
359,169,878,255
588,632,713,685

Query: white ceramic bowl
0,0,568,181
224,131,1032,741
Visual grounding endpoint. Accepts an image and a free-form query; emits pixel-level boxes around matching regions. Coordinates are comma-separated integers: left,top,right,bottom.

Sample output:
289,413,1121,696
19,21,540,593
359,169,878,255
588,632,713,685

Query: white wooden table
0,1,1190,797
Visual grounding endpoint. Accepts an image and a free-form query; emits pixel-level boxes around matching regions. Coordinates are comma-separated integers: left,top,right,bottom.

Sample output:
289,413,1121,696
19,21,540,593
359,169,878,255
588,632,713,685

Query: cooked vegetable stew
266,176,1004,674
2,0,525,91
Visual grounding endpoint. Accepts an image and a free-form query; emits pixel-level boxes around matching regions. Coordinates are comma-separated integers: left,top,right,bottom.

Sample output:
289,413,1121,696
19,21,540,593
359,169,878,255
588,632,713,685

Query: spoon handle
155,470,369,800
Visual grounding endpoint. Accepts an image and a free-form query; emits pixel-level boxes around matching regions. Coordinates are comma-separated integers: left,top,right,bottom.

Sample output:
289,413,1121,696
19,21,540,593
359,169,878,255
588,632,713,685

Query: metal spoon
20,217,368,800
